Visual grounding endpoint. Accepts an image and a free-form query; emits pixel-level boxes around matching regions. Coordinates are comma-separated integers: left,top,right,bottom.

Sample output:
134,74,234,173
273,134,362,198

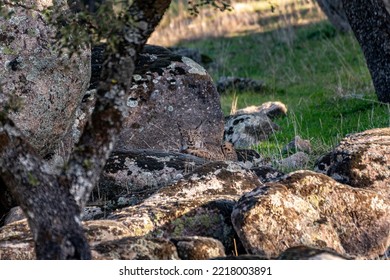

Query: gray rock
224,113,279,148
0,1,90,159
171,236,225,260
92,237,179,260
232,170,390,259
93,149,207,209
234,101,288,119
108,161,261,253
115,45,225,157
314,128,390,199
279,152,310,170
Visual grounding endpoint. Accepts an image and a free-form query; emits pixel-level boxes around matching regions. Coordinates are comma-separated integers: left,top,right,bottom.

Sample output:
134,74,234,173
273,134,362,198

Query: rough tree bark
0,0,172,259
342,0,390,103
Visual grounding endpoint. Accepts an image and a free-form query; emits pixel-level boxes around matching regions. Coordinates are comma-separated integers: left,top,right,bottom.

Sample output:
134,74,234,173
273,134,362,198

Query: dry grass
148,0,327,46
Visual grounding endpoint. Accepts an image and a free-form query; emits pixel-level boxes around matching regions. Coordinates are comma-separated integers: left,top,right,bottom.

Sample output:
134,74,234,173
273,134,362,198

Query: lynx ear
195,120,204,130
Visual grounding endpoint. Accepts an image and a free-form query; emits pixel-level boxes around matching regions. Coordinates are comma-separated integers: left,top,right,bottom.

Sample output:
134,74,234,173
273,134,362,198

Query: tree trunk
342,0,390,103
316,0,351,32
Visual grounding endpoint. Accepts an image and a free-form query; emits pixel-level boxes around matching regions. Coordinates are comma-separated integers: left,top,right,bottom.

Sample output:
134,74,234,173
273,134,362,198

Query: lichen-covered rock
108,161,261,253
0,1,90,158
224,113,279,148
314,128,390,199
171,236,225,260
234,101,288,119
232,170,390,259
114,45,225,156
0,219,179,260
92,237,179,260
93,149,207,209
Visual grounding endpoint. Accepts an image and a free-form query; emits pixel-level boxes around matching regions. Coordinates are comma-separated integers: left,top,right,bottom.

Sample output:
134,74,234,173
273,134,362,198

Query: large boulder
93,149,207,209
0,162,261,259
224,113,279,148
114,45,226,159
232,170,390,259
107,161,261,253
315,128,390,199
0,1,90,158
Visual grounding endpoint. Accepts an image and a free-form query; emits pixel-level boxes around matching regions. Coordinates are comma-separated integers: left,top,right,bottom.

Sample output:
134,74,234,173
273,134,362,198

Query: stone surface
232,170,390,259
92,237,179,260
224,113,279,148
314,128,390,198
0,219,179,260
276,245,350,260
115,45,225,157
216,76,265,94
171,236,226,260
279,152,310,170
0,1,91,158
108,161,261,253
93,149,207,209
234,101,288,119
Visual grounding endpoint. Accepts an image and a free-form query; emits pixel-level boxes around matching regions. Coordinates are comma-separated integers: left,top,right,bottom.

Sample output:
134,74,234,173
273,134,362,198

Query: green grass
177,21,390,167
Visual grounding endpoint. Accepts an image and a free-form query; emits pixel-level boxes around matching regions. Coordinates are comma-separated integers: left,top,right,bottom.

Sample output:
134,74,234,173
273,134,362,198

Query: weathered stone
232,170,390,259
0,219,179,260
108,161,261,253
279,152,310,170
216,76,265,94
314,128,390,199
0,1,91,159
114,45,225,156
171,236,225,260
234,101,288,119
93,149,207,209
224,113,279,148
283,136,312,154
250,166,284,183
92,237,179,260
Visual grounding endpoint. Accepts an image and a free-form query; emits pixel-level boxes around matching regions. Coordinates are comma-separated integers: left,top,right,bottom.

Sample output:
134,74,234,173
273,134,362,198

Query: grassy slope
153,2,390,168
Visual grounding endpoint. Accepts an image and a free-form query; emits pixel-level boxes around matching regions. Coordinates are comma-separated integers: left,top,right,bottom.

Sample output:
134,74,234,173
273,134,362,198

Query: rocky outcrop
91,237,179,260
224,113,279,148
107,161,261,252
0,1,90,159
114,45,225,156
279,152,310,170
234,101,288,119
232,170,390,259
171,236,225,260
315,128,390,199
93,149,207,209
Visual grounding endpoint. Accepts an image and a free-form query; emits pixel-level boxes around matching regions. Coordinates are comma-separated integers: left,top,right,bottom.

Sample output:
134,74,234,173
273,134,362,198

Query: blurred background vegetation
148,0,390,168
